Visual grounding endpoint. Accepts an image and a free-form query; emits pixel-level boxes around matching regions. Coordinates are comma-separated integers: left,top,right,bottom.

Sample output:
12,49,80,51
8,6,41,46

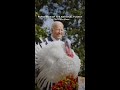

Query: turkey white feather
35,40,81,90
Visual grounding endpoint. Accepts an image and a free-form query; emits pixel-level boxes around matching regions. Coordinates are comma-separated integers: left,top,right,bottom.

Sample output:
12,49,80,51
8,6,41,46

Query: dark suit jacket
47,36,53,41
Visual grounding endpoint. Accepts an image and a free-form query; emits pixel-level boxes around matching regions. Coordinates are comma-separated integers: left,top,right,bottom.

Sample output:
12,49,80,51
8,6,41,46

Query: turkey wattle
35,40,81,90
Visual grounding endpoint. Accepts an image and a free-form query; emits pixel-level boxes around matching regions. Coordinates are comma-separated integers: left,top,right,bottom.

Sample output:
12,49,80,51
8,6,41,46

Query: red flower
52,75,78,90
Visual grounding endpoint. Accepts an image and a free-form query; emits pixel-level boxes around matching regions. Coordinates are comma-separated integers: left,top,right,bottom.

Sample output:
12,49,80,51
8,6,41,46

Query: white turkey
35,38,81,90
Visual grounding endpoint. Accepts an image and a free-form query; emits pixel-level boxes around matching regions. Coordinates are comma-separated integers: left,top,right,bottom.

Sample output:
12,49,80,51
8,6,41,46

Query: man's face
52,24,64,40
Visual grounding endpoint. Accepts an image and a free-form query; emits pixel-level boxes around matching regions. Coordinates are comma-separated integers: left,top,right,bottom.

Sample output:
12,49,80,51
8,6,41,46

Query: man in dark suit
36,21,76,90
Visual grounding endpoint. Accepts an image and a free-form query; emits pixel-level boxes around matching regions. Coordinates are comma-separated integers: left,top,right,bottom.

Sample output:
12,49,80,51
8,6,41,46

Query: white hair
51,21,64,32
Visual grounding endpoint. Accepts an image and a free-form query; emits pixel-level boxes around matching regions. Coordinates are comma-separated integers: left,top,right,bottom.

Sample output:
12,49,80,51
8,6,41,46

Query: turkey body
35,41,81,90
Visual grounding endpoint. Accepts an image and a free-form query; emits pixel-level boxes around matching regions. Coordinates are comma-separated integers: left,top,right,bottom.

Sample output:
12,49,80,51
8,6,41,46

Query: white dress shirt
51,35,61,41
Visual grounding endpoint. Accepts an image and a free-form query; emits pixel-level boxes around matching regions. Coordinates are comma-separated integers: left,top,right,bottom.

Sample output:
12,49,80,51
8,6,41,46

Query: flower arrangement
52,75,78,90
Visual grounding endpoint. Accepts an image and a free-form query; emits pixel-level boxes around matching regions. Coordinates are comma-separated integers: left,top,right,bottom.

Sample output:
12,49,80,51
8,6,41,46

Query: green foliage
35,24,47,43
